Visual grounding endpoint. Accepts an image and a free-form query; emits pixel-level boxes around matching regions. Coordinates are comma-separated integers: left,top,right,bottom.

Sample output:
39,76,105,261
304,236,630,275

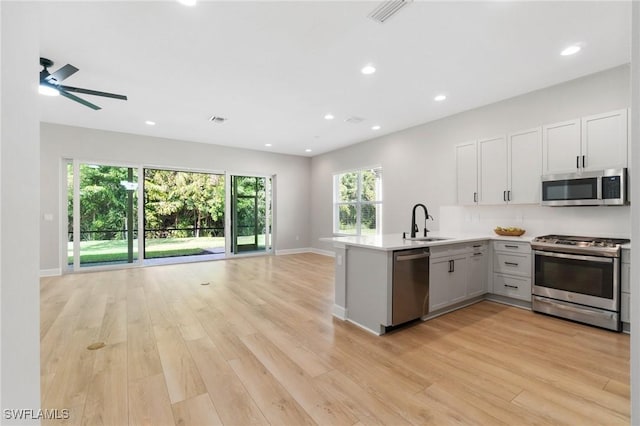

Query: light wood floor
41,253,630,425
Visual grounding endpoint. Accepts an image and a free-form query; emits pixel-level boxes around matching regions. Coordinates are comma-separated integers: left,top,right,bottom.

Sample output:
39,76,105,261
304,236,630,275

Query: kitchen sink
405,236,450,242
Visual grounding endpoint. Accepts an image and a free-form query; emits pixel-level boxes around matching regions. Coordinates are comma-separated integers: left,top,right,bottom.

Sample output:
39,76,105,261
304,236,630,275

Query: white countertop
321,231,534,251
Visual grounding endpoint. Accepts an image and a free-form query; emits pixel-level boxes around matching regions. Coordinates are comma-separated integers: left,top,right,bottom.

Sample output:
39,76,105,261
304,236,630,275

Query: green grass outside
68,235,267,264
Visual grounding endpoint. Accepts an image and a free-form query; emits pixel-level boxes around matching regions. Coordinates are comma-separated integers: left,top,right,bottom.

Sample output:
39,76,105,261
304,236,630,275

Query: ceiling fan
39,57,128,110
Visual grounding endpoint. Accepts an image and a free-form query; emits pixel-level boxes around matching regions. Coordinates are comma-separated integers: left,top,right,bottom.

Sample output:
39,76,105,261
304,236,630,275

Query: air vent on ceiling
209,116,227,123
367,0,413,23
345,116,365,124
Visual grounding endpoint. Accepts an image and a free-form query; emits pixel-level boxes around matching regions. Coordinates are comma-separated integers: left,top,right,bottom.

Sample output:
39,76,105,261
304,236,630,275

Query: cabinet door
581,109,628,171
467,252,487,298
478,136,508,205
429,256,467,311
542,119,581,175
508,128,542,204
429,258,453,311
456,141,478,205
448,256,468,305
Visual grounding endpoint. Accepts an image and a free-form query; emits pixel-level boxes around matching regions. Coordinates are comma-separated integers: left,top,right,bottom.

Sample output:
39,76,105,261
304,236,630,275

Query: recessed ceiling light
177,0,197,6
145,120,156,126
361,64,376,75
305,149,312,153
434,94,447,102
38,85,60,96
324,113,335,120
561,45,581,56
371,125,381,131
265,143,272,147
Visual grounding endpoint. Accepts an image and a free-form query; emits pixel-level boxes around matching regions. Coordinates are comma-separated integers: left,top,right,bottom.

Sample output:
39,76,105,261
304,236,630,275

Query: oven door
533,250,618,311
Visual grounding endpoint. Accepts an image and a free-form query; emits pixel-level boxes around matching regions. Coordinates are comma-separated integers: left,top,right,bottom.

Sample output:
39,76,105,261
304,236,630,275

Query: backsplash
440,204,631,239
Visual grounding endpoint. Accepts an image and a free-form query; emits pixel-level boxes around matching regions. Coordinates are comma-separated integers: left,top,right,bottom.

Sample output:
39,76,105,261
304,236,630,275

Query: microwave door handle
597,176,603,200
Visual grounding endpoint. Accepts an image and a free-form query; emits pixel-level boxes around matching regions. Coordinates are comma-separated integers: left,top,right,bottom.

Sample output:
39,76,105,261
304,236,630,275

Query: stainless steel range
531,235,630,331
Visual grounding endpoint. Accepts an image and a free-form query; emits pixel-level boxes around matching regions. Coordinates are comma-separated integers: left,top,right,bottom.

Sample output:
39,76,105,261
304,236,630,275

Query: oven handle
533,250,614,264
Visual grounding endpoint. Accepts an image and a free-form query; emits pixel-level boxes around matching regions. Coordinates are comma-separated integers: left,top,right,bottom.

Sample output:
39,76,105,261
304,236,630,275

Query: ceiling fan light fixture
39,84,60,97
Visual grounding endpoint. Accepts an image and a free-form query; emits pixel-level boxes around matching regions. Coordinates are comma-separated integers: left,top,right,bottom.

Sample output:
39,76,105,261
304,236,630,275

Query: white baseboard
310,248,335,257
275,247,312,255
40,268,61,277
332,304,347,319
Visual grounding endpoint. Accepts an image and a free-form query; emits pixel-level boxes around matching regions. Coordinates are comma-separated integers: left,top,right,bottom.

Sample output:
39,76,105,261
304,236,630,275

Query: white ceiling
38,1,631,157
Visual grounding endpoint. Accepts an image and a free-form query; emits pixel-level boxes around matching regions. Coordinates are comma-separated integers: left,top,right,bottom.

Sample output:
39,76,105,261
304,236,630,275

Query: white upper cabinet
478,136,508,205
581,109,628,171
542,119,581,175
456,141,478,205
543,109,628,175
508,127,542,204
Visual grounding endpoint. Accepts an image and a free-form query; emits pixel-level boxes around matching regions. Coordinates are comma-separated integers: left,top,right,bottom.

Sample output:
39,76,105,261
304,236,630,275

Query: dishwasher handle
395,252,430,262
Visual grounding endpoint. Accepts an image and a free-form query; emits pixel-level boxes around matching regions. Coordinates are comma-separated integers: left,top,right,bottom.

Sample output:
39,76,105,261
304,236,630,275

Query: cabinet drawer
622,262,630,293
621,292,630,323
622,249,630,264
493,273,531,301
493,241,530,253
493,252,531,277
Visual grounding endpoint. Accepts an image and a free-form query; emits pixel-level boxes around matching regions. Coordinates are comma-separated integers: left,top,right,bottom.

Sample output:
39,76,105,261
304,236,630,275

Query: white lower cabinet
622,249,630,324
490,241,532,301
429,242,487,312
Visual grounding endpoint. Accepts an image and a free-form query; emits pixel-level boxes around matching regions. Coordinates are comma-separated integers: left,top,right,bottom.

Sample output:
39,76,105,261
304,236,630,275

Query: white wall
1,2,41,422
311,65,631,250
40,123,311,271
630,2,639,423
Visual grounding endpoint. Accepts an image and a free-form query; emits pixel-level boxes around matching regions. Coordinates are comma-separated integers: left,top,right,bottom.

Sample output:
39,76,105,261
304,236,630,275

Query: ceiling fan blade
59,85,127,101
46,64,79,84
59,89,102,110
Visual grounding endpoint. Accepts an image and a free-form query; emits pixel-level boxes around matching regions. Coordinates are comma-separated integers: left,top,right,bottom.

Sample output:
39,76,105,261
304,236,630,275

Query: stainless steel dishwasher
392,248,430,325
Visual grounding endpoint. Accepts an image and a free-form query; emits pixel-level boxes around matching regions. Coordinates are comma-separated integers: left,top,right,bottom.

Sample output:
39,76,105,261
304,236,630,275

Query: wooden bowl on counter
494,228,526,237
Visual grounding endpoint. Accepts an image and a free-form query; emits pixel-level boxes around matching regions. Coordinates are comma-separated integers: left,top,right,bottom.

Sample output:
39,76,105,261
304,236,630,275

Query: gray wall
40,123,311,271
311,65,631,251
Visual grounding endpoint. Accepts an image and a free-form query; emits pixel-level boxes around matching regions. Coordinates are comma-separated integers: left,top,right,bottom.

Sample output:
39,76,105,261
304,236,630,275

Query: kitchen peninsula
323,232,534,335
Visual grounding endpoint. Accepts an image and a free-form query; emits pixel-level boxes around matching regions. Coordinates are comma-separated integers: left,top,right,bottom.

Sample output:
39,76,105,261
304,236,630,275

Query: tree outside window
333,168,382,235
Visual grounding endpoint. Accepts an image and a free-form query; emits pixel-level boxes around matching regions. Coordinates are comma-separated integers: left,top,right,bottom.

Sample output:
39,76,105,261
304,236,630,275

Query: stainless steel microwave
541,168,628,206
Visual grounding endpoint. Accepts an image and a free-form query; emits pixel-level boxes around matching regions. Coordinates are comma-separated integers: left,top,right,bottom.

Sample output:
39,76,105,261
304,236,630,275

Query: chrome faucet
410,203,434,238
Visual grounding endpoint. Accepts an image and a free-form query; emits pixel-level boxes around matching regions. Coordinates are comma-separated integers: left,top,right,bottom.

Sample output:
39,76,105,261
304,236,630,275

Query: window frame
333,167,382,236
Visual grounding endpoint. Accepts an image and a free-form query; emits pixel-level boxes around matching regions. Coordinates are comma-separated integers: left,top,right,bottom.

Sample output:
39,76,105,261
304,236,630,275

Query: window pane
361,169,382,202
338,204,357,234
338,172,358,202
361,204,379,235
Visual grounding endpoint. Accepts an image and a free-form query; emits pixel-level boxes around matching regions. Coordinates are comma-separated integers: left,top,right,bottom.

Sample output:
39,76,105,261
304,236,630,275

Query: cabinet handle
504,284,519,289
448,259,455,273
576,156,580,169
504,245,519,249
582,155,586,168
473,252,483,256
473,192,477,203
503,190,507,202
507,190,511,201
472,244,482,248
504,262,519,266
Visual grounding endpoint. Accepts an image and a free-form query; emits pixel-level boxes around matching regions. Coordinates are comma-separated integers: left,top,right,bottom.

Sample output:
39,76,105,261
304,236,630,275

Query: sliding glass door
68,161,139,269
230,175,272,254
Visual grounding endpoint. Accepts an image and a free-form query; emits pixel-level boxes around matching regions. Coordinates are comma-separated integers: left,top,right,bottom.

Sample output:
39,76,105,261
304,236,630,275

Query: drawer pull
473,252,483,256
504,284,519,289
504,262,519,266
504,245,519,249
473,244,482,248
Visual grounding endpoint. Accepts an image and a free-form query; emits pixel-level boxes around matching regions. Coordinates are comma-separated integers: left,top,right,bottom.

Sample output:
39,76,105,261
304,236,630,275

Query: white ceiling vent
367,0,413,24
209,116,228,123
345,116,365,124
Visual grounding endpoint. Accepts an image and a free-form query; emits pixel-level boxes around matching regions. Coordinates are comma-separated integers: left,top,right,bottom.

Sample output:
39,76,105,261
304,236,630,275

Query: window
333,167,382,235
